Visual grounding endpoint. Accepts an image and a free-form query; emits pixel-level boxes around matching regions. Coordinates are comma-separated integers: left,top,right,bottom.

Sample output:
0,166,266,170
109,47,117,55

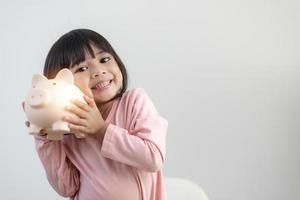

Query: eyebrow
96,50,105,55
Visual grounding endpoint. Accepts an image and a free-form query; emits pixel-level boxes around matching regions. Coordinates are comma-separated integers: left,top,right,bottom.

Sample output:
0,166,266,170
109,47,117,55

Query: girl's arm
35,136,80,197
101,88,168,172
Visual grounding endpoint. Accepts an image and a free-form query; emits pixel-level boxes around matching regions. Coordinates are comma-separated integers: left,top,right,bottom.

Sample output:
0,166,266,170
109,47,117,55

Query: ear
55,68,74,84
32,74,47,86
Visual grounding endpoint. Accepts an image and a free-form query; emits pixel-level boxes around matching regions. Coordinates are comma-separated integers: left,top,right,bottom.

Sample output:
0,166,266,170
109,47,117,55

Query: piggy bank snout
28,89,50,108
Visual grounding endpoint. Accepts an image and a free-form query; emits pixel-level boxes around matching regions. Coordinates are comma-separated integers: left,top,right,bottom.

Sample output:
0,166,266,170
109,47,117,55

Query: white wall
0,0,299,199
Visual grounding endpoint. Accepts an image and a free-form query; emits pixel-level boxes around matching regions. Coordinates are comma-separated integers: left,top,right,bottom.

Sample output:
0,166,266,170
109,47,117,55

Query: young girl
26,29,168,200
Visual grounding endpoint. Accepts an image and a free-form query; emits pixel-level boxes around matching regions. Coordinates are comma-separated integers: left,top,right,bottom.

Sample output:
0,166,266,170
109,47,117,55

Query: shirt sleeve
34,135,80,197
101,88,168,172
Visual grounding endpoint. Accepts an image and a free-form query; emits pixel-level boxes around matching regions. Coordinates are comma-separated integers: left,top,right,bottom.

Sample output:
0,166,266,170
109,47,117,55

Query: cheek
74,79,93,97
116,71,123,85
74,77,88,91
74,78,82,88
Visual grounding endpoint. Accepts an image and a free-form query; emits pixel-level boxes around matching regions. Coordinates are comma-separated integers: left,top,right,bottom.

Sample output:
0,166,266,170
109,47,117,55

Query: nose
91,69,107,79
28,89,50,108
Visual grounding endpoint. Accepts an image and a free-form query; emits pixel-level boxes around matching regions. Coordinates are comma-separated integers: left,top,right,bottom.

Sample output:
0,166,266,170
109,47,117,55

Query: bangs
54,34,96,68
63,41,95,68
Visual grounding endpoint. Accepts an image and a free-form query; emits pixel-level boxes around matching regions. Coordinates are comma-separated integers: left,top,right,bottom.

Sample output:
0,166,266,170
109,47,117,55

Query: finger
68,123,87,134
63,116,87,126
83,95,95,108
75,132,87,138
65,105,88,119
71,99,92,112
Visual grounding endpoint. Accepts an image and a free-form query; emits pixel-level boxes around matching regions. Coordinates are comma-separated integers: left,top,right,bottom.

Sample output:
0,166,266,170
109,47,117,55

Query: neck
97,100,114,120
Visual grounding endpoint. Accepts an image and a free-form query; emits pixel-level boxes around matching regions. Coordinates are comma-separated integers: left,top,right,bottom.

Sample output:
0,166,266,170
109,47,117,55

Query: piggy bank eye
53,82,57,85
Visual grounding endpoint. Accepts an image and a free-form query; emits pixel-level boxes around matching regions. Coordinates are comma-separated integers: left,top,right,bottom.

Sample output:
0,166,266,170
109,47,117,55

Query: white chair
165,177,209,200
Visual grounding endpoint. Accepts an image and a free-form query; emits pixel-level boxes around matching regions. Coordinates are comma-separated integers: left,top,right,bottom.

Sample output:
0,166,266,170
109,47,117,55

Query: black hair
43,29,128,97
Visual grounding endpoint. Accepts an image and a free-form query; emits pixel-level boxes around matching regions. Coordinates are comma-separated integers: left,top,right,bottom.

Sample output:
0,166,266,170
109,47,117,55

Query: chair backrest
165,177,209,200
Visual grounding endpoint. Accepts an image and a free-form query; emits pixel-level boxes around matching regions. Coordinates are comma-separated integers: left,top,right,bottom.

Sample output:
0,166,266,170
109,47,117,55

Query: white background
0,0,299,199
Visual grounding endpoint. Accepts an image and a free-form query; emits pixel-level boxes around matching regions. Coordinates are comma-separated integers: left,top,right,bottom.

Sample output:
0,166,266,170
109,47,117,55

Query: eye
100,57,110,63
52,82,57,85
75,66,88,73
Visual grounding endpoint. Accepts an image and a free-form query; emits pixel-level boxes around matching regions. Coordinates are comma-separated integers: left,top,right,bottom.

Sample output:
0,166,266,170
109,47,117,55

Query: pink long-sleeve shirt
34,88,168,200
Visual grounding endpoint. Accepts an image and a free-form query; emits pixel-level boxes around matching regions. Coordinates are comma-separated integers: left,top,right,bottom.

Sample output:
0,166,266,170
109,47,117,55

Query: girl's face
69,45,123,105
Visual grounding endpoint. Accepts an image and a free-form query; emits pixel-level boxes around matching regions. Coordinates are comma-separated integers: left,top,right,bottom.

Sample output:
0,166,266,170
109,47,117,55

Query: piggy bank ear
55,68,74,84
32,74,47,86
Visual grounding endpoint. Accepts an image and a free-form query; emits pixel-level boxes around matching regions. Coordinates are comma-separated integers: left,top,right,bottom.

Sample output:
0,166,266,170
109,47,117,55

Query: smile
91,80,112,91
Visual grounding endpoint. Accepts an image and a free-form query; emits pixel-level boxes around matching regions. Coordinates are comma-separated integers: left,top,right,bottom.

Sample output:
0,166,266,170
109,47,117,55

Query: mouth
91,80,113,92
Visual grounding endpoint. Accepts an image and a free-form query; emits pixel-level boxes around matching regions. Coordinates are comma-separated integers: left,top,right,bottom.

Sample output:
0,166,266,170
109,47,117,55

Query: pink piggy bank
24,68,86,140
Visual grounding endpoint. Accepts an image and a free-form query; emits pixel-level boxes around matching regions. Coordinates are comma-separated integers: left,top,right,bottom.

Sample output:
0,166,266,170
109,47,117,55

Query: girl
25,29,168,200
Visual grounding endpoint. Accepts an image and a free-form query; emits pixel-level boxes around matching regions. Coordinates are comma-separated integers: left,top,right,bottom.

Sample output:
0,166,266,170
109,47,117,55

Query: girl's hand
63,95,108,140
21,101,47,136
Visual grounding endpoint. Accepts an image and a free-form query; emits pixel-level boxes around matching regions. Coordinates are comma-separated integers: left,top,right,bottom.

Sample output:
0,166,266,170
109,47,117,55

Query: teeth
93,81,111,89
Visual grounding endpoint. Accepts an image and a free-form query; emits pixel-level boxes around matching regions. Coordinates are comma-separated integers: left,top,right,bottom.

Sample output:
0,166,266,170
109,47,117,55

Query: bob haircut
43,29,128,97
